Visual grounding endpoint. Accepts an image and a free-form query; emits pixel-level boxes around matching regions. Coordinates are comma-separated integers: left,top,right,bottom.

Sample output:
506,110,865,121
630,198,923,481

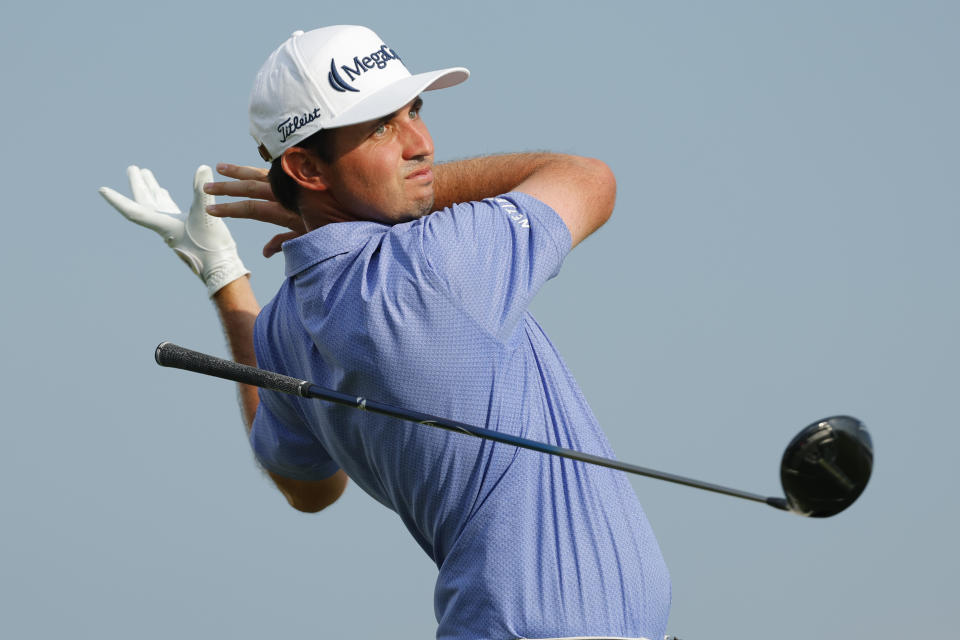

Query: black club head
780,416,873,517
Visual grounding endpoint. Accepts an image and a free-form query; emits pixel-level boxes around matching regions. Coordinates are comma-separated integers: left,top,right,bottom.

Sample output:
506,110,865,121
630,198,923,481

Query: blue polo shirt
250,192,671,640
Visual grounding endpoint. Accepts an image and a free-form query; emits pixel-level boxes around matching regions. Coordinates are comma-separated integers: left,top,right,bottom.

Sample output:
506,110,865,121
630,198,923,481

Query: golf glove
100,165,249,296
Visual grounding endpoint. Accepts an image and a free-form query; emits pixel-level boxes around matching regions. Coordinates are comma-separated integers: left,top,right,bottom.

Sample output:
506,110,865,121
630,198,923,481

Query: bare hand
203,163,306,257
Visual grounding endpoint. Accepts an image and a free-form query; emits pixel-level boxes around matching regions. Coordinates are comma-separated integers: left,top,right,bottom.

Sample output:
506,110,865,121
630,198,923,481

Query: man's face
322,97,436,224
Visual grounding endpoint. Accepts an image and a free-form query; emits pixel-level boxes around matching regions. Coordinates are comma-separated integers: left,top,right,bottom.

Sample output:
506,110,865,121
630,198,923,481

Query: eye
409,100,423,119
373,123,387,136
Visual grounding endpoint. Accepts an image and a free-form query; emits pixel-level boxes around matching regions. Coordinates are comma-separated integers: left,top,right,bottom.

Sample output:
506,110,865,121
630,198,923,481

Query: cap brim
324,67,469,129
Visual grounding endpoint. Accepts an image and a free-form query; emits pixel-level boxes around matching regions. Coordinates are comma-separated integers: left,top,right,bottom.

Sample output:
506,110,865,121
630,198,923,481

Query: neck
299,193,359,231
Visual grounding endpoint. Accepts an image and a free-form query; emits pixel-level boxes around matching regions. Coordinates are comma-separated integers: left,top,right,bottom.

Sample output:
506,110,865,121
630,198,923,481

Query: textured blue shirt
250,192,671,639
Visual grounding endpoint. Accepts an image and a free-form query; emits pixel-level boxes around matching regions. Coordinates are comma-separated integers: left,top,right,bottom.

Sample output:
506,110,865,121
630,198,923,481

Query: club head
780,416,873,517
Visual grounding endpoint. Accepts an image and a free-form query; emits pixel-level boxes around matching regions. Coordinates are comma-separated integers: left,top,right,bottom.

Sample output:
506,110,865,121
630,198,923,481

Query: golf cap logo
277,107,323,144
328,44,403,92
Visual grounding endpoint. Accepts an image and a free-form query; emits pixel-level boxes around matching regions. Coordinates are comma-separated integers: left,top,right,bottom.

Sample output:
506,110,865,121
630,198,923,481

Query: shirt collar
282,220,389,277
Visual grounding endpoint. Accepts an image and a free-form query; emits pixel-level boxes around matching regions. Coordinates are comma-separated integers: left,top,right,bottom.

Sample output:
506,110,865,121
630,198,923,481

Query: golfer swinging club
101,26,671,640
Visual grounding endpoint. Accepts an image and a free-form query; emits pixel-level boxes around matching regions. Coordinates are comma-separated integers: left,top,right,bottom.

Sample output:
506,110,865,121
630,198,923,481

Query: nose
401,117,433,161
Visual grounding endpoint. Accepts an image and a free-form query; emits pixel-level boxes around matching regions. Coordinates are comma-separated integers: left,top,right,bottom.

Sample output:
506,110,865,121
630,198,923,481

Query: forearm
432,152,559,209
211,275,348,511
432,151,616,247
211,275,261,433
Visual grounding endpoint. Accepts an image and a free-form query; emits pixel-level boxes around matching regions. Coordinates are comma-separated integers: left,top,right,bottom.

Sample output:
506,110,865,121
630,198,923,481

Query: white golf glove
99,165,250,297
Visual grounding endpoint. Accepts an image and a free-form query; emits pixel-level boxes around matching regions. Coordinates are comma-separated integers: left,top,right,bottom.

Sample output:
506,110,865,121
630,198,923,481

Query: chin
379,194,435,224
415,194,436,217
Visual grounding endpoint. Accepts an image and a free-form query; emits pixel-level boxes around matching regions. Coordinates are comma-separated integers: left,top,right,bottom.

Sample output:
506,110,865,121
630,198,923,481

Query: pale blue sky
2,1,956,638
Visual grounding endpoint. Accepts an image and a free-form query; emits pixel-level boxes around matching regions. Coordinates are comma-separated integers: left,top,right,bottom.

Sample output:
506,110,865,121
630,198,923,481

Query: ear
280,148,330,192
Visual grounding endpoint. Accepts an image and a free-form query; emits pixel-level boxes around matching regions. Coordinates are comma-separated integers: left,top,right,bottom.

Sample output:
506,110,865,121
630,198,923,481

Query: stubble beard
413,192,436,219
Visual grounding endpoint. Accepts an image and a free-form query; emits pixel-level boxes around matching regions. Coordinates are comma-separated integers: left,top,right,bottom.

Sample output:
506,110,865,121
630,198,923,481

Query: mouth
406,166,434,182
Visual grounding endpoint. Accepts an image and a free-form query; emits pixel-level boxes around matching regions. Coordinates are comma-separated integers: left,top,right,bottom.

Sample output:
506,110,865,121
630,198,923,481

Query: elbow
285,494,337,513
589,157,617,225
271,470,348,513
575,156,616,231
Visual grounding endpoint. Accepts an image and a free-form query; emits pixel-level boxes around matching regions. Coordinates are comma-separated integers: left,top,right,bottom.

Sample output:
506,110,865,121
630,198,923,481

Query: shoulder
413,193,570,249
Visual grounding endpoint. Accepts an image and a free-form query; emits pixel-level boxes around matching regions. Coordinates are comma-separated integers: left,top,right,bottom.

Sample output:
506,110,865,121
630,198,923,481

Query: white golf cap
249,26,469,162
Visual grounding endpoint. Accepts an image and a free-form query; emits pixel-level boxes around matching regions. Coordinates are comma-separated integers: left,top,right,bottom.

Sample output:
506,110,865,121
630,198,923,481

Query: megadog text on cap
328,45,402,93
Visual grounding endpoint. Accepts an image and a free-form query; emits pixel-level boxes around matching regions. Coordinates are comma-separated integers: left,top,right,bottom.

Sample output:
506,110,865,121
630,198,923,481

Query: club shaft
155,342,788,510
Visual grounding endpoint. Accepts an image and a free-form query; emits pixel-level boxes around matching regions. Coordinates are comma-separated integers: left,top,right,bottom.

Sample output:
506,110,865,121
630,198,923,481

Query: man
101,26,670,640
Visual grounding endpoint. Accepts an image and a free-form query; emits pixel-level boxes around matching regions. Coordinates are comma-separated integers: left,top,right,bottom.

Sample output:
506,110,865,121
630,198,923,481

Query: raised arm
433,153,616,248
100,166,346,512
206,151,615,253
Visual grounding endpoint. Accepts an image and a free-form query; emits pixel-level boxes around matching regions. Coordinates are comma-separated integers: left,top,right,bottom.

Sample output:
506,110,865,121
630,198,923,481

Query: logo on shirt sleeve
493,197,530,228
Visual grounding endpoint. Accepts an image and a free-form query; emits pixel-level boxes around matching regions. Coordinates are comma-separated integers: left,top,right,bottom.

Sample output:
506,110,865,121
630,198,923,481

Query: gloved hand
99,165,250,297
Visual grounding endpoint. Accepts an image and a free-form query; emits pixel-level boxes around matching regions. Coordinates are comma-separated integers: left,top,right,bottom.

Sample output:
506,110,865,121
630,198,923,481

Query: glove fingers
191,165,216,213
193,164,215,186
185,165,234,250
99,187,180,237
127,165,154,205
141,168,181,214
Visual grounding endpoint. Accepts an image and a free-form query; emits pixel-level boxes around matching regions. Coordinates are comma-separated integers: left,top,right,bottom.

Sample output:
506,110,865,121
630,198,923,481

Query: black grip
155,342,311,397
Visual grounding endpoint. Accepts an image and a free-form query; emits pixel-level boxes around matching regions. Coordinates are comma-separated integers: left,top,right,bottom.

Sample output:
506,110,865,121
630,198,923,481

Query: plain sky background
2,1,956,638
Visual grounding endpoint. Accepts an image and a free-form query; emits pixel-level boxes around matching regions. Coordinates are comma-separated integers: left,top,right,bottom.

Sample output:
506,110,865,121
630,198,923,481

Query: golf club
154,342,872,517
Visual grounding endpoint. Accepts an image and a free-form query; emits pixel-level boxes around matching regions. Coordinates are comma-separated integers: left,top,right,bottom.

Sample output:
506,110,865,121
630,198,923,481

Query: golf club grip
154,342,311,397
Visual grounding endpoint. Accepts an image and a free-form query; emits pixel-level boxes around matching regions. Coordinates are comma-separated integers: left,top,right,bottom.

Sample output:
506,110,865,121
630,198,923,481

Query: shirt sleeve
415,192,572,339
249,391,341,481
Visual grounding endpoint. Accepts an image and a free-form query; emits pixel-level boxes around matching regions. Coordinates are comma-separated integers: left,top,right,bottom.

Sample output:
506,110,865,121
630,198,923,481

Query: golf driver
154,342,873,517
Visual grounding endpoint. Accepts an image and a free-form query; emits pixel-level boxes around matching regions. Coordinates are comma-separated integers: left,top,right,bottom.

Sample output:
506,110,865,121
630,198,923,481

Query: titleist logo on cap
278,108,323,143
328,44,403,93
